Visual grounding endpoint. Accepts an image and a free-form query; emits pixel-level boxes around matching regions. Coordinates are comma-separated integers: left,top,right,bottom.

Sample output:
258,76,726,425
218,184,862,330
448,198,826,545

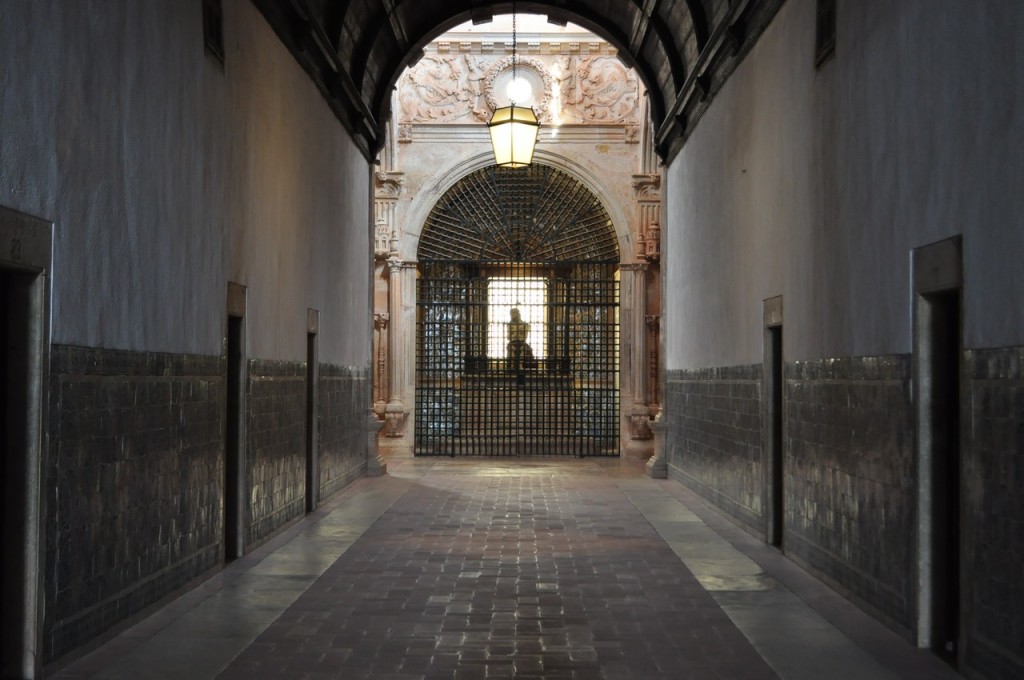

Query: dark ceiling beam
252,0,380,157
349,5,388,100
381,0,410,51
684,0,709,51
254,0,785,164
352,1,412,113
654,0,752,157
628,0,657,56
624,0,688,117
654,0,784,162
647,9,687,92
321,0,351,48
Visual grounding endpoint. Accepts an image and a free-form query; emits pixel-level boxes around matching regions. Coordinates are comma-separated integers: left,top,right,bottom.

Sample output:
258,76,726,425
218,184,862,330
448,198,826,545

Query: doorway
0,207,52,679
305,310,319,512
912,236,963,665
224,283,246,560
762,296,784,547
921,290,961,662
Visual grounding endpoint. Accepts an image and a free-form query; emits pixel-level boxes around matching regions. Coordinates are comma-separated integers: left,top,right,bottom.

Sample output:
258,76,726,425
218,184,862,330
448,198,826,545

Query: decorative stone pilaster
374,172,404,259
646,314,661,409
621,263,653,458
632,173,661,259
397,262,419,416
645,414,667,478
373,173,402,427
373,313,389,416
365,412,387,476
384,256,407,437
630,172,663,425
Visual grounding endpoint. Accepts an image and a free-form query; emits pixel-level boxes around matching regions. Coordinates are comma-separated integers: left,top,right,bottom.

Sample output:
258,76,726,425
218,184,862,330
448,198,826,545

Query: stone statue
507,308,534,370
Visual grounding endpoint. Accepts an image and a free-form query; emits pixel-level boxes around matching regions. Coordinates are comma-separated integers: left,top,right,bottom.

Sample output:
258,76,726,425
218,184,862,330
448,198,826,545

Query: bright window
487,277,547,359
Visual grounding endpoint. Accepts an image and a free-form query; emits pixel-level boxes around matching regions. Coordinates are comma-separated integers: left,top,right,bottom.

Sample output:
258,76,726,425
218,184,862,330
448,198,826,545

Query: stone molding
482,55,554,119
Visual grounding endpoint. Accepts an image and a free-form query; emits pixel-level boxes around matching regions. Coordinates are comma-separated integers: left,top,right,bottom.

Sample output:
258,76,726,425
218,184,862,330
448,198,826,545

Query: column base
645,454,668,479
624,437,654,460
366,414,387,476
384,401,406,438
644,415,668,479
380,437,415,459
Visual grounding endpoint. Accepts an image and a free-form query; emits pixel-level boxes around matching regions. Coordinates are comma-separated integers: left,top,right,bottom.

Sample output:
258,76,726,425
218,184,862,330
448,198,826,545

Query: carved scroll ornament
559,56,640,124
399,55,489,123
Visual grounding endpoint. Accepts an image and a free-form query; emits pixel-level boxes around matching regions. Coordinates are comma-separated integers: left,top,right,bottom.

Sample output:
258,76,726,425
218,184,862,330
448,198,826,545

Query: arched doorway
415,163,620,456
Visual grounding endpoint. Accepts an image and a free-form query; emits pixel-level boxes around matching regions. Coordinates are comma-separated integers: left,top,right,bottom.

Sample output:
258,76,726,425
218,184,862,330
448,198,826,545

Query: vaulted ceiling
251,0,784,163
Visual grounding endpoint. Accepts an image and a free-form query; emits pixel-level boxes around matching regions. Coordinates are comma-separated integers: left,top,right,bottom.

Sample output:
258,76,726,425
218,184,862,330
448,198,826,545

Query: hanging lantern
488,3,538,168
489,104,539,168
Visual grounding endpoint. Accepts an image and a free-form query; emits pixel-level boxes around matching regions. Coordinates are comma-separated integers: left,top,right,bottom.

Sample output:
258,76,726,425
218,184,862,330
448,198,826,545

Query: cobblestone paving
217,461,777,679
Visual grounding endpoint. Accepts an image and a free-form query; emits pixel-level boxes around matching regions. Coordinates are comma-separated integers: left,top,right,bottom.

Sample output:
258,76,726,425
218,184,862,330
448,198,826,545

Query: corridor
51,460,958,680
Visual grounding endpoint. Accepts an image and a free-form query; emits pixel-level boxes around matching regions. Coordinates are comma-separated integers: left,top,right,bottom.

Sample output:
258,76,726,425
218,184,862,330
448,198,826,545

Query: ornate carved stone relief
374,219,392,259
374,172,404,258
558,57,640,124
399,55,490,123
373,313,389,409
631,173,662,262
375,171,406,199
631,174,661,201
397,53,640,126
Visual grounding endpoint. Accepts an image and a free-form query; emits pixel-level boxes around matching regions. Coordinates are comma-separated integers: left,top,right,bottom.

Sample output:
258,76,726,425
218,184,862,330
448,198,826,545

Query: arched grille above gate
418,164,619,262
416,164,620,457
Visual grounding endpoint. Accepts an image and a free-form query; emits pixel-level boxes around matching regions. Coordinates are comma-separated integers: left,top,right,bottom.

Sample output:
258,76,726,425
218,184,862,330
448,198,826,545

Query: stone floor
50,458,962,679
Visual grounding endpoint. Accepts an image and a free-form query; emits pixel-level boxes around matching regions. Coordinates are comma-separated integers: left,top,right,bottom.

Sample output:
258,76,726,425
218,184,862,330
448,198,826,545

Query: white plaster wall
224,1,370,365
664,0,1024,369
0,0,370,366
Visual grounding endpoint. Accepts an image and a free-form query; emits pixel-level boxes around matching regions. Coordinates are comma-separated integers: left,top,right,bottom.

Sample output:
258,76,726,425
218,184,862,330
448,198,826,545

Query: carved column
374,170,408,441
399,262,419,408
645,413,667,478
627,172,662,457
384,256,407,437
631,173,661,259
373,313,389,415
366,411,387,476
374,171,405,258
646,314,661,409
622,263,653,458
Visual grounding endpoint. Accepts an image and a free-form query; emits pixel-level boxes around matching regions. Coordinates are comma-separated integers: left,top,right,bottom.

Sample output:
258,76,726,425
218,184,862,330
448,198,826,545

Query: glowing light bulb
506,76,532,103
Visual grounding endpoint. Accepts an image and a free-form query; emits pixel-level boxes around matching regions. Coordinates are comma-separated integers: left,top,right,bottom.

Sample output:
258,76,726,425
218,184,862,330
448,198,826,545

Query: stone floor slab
50,458,961,680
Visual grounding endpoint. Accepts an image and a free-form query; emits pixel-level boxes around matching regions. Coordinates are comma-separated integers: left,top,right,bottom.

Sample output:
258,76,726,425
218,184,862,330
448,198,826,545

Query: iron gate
414,163,621,456
416,260,618,456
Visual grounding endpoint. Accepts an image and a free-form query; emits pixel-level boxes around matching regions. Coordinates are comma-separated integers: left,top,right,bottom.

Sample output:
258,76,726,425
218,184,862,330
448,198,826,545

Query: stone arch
401,150,632,263
417,162,619,263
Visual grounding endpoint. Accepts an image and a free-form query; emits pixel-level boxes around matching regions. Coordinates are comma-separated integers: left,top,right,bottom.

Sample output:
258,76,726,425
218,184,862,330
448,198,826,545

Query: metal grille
418,164,619,262
415,163,620,457
416,261,619,456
